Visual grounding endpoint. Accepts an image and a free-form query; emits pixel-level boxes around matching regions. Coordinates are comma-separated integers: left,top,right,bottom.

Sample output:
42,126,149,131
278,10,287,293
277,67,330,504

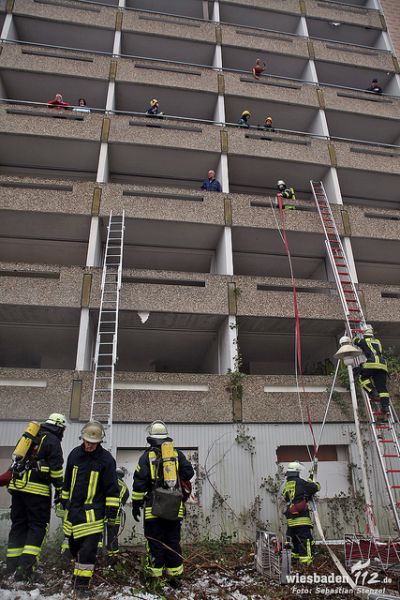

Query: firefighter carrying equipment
80,420,105,444
62,443,119,541
152,442,182,520
13,422,41,462
161,441,178,488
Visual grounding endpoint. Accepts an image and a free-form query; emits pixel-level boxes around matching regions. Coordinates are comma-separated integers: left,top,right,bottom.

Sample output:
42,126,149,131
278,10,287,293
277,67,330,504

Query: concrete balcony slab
224,72,319,106
13,0,117,30
304,0,383,29
312,39,394,72
322,86,400,120
122,9,215,43
221,23,308,57
333,139,400,175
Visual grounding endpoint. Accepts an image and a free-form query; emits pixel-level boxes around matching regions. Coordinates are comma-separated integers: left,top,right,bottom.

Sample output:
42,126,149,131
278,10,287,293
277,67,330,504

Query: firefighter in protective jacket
6,413,66,580
62,421,120,596
282,461,320,566
131,421,194,585
353,324,390,417
107,466,129,557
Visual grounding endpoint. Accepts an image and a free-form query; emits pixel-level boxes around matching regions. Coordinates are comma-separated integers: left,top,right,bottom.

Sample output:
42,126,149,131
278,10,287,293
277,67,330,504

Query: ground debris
1,544,400,599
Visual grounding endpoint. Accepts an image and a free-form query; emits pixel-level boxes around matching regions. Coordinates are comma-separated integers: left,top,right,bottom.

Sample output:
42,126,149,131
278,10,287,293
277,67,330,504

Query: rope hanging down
276,194,316,459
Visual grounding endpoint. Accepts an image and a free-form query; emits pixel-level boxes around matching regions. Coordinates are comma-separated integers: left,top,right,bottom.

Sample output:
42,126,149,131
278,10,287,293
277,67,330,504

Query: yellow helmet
81,420,105,443
363,324,374,337
286,461,302,474
241,110,251,118
265,115,273,122
150,98,159,107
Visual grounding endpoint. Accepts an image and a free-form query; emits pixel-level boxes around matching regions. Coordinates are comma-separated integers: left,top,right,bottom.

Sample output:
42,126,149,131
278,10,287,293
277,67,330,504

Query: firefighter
106,466,129,558
353,324,390,418
146,98,163,117
282,461,320,567
6,413,66,580
62,421,120,597
131,421,194,588
238,110,251,127
277,179,296,210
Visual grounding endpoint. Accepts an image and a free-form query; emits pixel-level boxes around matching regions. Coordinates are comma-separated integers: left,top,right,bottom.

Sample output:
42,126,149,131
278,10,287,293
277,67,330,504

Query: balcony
0,305,80,369
121,28,215,67
221,23,308,58
333,139,400,175
350,224,400,285
326,111,400,146
218,0,301,20
91,269,230,316
362,284,400,325
0,44,109,108
321,86,400,120
12,0,115,52
122,9,215,44
108,116,221,187
99,213,224,273
312,39,394,72
307,16,388,50
236,312,343,375
223,71,319,107
242,375,349,422
304,0,383,29
231,199,344,278
227,127,331,164
338,168,400,211
125,0,210,20
0,182,91,265
0,263,84,308
0,368,77,421
222,45,309,81
116,56,218,96
99,184,225,227
315,60,397,95
78,372,232,423
0,106,101,179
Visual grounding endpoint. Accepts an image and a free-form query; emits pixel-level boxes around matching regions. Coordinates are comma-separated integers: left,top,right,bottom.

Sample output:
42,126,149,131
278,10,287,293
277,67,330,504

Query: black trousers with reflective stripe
360,369,390,410
144,519,182,571
287,525,314,564
7,491,51,572
69,533,101,588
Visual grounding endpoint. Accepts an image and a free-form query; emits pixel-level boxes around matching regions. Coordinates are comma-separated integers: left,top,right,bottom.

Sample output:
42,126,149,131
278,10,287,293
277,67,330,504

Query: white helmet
46,413,66,429
286,461,302,474
363,324,374,337
277,180,286,188
146,420,168,440
339,335,351,345
81,420,105,443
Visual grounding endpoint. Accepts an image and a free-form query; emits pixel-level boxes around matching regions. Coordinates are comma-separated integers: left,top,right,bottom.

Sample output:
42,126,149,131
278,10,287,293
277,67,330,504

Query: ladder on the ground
311,180,400,534
90,211,125,453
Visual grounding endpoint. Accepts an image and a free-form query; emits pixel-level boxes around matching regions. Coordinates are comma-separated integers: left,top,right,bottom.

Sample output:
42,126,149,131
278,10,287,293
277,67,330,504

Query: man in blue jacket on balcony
201,169,222,192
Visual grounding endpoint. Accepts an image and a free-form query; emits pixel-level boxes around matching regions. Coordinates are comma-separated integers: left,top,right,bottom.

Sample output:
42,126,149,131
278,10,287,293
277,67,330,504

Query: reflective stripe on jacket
63,444,120,539
354,336,388,372
282,476,320,528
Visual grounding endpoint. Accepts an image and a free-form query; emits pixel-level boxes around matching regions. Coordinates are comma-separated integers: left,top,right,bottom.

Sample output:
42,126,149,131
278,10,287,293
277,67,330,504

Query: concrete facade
0,0,399,540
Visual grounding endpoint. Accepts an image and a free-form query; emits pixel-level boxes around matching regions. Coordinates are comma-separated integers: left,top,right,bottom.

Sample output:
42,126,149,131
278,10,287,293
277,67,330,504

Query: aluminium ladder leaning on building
311,180,400,535
90,211,125,454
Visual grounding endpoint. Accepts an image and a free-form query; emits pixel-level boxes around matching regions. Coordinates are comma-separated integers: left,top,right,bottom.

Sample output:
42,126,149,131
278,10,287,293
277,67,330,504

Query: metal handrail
1,97,399,151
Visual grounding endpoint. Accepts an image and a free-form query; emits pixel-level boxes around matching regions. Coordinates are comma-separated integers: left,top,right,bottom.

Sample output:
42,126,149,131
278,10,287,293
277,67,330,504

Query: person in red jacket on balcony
252,58,266,80
47,93,70,110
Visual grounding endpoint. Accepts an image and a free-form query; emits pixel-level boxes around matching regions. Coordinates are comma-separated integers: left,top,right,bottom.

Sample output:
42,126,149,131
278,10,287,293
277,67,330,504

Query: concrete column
211,225,233,275
1,15,17,40
211,0,220,22
218,316,238,373
75,308,94,371
86,216,103,267
202,1,209,20
96,142,109,184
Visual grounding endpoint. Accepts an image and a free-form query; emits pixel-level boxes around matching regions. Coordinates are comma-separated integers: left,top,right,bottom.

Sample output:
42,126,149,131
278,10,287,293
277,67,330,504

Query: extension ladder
311,180,400,534
90,211,125,453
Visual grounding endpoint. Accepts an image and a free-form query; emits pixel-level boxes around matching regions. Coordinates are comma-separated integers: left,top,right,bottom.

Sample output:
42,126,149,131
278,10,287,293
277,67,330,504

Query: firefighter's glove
132,502,142,522
308,472,314,482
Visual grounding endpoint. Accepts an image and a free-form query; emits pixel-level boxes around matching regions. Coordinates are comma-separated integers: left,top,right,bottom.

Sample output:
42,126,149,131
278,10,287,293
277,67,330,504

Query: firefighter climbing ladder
90,211,125,453
311,180,400,534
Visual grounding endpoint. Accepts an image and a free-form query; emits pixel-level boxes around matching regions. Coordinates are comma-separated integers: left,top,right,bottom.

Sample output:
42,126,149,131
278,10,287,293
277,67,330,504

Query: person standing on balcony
201,169,222,192
146,98,163,117
73,98,91,114
277,180,296,210
367,79,382,94
252,58,266,80
238,110,251,127
47,93,70,110
263,116,274,131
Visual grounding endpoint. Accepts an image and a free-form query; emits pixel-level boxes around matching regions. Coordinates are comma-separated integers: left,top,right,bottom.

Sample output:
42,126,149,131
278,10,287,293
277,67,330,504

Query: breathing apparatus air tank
12,421,40,463
161,441,178,489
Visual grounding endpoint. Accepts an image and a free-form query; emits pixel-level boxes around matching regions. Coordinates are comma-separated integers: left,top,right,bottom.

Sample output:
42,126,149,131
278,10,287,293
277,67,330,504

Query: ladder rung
378,440,395,443
384,455,400,458
391,486,400,489
387,470,400,473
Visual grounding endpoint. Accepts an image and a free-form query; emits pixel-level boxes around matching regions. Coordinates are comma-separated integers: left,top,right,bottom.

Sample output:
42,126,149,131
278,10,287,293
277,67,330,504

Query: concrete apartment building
0,0,399,542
